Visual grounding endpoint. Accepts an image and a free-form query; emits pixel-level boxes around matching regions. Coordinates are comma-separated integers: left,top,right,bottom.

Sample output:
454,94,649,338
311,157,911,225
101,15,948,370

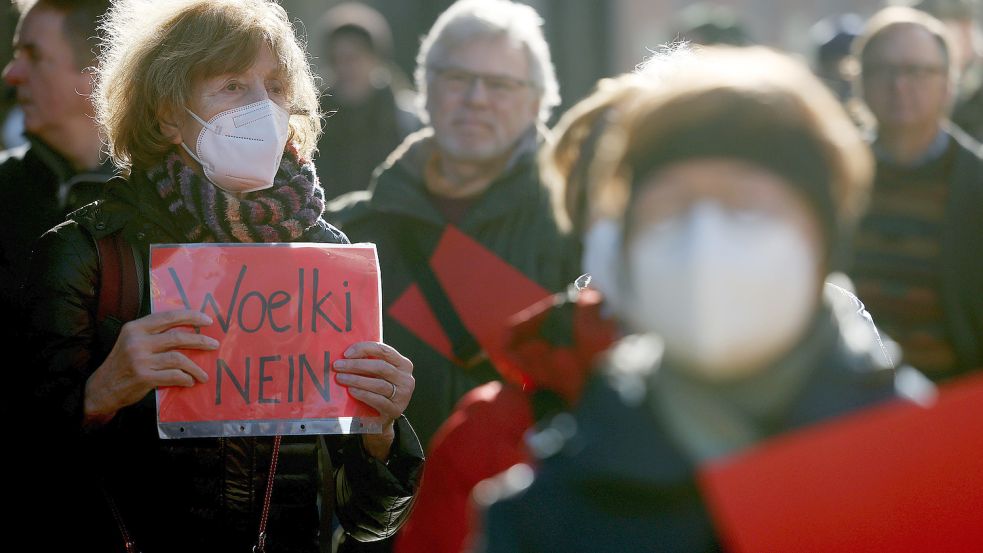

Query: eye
224,81,243,92
487,78,512,92
268,81,286,95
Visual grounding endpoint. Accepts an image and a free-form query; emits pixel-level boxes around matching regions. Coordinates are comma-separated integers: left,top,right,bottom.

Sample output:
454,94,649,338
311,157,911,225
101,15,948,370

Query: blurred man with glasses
328,0,574,453
851,6,983,382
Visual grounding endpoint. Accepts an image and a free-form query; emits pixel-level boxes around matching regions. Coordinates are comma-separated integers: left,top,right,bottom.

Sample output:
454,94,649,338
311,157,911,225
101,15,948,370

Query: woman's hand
83,310,218,426
333,341,415,462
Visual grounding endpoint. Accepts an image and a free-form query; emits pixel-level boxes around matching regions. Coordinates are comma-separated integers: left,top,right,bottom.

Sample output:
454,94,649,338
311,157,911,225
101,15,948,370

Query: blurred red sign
699,373,983,553
150,243,382,439
388,225,551,368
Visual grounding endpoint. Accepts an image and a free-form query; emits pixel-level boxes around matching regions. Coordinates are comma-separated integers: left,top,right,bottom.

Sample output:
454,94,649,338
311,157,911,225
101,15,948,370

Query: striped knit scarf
149,146,326,243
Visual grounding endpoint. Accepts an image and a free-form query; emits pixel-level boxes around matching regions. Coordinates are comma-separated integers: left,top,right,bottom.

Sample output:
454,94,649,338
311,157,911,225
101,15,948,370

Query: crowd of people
3,0,982,551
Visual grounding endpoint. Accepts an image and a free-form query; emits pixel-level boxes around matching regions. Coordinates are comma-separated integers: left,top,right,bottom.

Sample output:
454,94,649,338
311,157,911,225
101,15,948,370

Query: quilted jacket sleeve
326,415,425,542
24,220,102,436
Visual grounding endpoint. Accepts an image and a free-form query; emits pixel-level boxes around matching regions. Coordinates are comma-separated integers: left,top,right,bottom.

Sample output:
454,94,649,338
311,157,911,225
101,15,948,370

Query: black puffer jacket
23,174,424,553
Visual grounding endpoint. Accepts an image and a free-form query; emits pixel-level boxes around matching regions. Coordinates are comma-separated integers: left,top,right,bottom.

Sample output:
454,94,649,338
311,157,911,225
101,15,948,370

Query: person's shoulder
29,218,98,292
65,178,136,240
811,280,935,406
325,189,375,228
0,143,33,184
303,219,350,245
947,124,983,158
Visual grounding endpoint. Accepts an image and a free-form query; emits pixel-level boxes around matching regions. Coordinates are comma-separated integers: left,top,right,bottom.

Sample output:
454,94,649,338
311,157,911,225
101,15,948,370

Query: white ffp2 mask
613,201,819,380
181,99,291,194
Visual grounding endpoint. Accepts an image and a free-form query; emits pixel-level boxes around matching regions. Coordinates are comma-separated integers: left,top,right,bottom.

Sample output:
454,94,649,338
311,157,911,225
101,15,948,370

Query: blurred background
0,0,888,126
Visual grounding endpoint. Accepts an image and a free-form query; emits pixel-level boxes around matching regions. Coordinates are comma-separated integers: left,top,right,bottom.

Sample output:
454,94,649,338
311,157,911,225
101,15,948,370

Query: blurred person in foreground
477,46,933,553
23,1,423,551
850,6,983,381
314,2,419,200
0,0,114,323
328,0,574,449
389,52,688,552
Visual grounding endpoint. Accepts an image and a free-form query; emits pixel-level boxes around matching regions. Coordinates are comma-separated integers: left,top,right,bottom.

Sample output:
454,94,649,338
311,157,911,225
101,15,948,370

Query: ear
158,104,185,145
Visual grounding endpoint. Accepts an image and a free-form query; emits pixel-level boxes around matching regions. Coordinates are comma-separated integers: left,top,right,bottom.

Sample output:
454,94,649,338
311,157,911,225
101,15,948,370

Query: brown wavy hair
93,0,321,174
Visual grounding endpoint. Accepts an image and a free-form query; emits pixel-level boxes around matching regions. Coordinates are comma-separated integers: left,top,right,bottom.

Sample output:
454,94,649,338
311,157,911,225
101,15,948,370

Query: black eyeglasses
433,67,536,98
863,63,947,81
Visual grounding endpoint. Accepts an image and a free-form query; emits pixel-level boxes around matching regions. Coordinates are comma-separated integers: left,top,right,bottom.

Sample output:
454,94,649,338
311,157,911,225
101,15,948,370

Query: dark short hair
32,0,111,68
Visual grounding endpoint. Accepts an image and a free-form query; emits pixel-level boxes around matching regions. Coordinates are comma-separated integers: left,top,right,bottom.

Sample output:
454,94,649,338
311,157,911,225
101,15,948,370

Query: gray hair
414,0,560,124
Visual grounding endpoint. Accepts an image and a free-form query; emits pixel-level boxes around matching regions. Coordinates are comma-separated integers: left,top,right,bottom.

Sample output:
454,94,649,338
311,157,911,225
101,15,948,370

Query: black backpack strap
389,218,497,380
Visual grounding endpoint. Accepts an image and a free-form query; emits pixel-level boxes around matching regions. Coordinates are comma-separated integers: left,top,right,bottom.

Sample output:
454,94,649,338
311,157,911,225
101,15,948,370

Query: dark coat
0,136,112,319
23,173,424,553
482,286,929,553
933,129,983,375
315,86,419,200
326,129,578,446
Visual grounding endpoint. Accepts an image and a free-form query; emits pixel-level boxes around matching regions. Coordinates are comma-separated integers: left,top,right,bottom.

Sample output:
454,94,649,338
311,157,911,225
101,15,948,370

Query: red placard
388,226,551,369
150,243,382,439
699,373,983,553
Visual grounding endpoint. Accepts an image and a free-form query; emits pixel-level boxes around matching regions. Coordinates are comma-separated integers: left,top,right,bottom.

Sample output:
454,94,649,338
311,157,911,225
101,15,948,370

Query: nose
2,55,25,87
463,76,490,105
248,87,271,104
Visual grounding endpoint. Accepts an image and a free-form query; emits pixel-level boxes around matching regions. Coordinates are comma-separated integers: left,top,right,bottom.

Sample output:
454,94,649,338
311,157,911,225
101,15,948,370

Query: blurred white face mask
181,99,291,194
587,201,819,380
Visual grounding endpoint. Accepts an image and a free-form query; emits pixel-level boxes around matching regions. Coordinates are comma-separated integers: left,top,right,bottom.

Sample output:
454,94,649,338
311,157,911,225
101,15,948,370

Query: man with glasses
327,0,573,451
851,6,983,381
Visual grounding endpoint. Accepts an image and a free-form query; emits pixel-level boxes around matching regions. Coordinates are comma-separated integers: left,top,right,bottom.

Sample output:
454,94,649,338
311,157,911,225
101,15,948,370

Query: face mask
624,201,820,380
181,99,291,194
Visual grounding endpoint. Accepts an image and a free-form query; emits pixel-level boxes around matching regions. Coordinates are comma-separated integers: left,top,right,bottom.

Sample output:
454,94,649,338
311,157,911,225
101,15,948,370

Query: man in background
0,0,114,314
315,2,419,200
328,0,574,450
851,6,983,380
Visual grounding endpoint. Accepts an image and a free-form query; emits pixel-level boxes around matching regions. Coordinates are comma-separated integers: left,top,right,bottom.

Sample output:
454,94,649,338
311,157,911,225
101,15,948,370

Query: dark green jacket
936,129,983,375
327,129,578,446
24,173,423,553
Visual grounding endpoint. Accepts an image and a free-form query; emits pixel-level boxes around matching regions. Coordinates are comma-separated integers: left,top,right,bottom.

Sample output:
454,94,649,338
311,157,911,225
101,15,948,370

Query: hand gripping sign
150,243,383,439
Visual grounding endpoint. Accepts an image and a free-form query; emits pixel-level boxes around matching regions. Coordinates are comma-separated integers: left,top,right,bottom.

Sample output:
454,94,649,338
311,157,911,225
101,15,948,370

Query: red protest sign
388,225,551,368
699,373,983,553
150,243,382,439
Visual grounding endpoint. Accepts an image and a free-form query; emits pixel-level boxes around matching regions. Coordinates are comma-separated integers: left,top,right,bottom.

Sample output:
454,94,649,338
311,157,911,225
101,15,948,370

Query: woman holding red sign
22,1,422,551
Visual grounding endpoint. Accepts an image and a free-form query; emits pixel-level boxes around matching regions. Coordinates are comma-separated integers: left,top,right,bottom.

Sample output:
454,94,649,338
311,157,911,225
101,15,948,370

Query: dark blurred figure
851,6,983,380
316,3,419,200
3,0,113,540
478,45,930,553
672,2,752,46
905,0,983,140
811,13,864,102
0,0,114,318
